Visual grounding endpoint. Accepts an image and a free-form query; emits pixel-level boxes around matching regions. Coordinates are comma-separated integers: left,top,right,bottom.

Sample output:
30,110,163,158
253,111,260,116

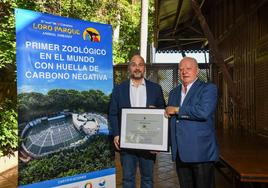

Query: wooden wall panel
209,0,268,134
256,38,268,135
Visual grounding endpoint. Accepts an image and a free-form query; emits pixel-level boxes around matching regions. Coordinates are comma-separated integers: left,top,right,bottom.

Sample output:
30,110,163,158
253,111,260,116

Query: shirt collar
130,78,146,86
183,77,198,90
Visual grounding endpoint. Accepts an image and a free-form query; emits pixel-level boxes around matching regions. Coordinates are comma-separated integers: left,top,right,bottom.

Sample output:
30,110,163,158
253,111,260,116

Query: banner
16,8,115,188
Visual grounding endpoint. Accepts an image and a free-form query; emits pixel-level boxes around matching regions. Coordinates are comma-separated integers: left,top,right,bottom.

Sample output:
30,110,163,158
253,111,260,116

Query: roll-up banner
16,8,115,188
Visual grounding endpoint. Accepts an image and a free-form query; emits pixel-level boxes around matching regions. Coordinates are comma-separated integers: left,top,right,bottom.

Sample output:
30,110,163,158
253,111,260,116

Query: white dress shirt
130,79,147,107
180,78,198,106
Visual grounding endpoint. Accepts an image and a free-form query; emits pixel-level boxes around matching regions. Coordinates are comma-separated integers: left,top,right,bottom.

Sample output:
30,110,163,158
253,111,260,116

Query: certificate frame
120,108,168,151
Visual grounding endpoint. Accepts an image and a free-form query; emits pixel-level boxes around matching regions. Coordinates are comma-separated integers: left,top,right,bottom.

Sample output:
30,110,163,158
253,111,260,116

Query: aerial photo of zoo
20,112,108,159
18,89,114,185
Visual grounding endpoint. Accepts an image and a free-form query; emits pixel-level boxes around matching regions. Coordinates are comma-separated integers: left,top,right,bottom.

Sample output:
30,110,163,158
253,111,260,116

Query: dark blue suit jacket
168,79,219,162
109,79,165,137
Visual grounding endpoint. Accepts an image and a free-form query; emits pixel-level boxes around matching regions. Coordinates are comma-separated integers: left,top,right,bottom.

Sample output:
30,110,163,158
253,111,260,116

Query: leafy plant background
0,0,154,157
0,100,17,157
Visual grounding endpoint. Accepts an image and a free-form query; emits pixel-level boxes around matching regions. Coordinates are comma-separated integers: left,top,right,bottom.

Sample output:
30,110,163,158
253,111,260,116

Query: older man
166,57,219,188
109,54,165,188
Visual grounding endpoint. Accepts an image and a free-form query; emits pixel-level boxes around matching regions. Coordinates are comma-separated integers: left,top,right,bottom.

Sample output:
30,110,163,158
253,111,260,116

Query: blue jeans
120,150,155,188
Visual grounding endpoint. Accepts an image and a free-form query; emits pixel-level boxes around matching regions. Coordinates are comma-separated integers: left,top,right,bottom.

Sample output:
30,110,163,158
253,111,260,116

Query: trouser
120,150,155,188
176,156,215,188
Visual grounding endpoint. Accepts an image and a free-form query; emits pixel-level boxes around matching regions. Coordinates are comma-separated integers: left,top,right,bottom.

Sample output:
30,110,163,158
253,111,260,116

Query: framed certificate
120,108,168,151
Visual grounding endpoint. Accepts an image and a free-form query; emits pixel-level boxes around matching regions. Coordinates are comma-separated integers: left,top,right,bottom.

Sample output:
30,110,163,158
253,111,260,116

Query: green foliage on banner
19,134,114,185
17,89,109,123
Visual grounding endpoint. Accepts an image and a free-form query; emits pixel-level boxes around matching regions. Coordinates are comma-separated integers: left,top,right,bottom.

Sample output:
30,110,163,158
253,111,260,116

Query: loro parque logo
84,182,93,188
83,28,101,42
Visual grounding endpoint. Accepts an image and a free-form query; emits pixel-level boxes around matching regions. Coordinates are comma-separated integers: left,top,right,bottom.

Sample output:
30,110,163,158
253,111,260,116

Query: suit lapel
145,79,150,107
169,85,181,107
181,80,201,107
176,85,182,107
124,80,131,107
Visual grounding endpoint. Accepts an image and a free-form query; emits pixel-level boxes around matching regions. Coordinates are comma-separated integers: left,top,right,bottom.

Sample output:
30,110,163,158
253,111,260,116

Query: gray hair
179,57,199,68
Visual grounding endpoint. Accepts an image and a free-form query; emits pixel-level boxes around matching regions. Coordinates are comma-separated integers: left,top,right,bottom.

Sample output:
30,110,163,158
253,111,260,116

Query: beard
130,71,144,80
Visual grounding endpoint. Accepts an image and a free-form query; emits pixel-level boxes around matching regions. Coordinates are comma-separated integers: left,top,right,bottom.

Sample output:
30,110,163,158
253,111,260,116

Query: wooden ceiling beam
189,25,203,35
159,11,177,21
172,0,184,36
154,0,161,49
158,37,206,42
180,40,204,46
191,0,240,106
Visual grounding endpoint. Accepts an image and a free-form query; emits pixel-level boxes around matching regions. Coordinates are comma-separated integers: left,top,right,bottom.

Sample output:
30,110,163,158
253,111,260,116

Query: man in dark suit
166,57,219,188
109,54,165,188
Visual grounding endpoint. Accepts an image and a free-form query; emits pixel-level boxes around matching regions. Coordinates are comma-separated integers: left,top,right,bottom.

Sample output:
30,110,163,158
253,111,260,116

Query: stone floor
115,152,231,188
0,152,230,188
0,166,18,188
115,152,180,188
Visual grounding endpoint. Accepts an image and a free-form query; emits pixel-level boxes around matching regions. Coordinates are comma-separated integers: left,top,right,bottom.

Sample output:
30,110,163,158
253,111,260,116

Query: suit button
176,120,179,123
